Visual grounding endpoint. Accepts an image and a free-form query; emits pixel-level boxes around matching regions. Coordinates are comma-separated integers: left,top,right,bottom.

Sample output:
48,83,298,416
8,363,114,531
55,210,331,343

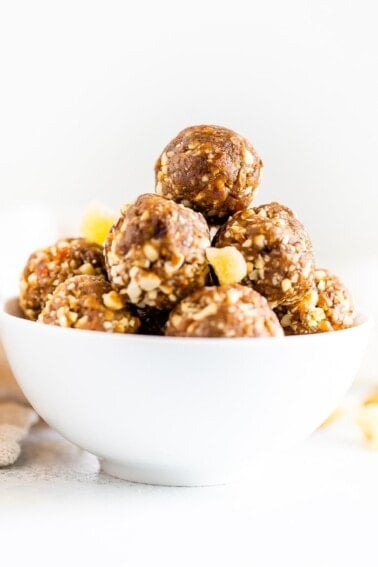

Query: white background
1,0,377,260
1,0,377,372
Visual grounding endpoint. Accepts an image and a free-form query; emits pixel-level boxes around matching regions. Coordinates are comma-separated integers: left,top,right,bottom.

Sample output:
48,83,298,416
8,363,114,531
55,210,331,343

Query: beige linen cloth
0,342,38,466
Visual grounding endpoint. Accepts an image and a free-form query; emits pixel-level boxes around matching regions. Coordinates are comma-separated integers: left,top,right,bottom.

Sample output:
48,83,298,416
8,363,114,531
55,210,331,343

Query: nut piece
275,268,355,335
214,202,315,306
19,238,107,321
104,193,210,310
38,275,140,333
165,284,284,338
102,290,124,311
155,125,263,221
206,246,247,285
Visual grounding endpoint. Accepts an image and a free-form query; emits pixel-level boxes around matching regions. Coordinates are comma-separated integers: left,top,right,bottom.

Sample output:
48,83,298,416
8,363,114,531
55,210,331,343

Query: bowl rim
0,294,374,348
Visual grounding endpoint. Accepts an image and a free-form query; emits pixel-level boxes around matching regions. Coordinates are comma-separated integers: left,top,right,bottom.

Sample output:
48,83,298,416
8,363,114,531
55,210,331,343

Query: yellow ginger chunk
80,202,117,245
362,390,378,407
318,406,346,429
206,246,247,286
356,404,378,450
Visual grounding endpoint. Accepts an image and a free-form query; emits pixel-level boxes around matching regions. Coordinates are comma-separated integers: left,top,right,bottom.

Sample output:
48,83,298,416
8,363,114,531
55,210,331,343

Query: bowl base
100,459,231,487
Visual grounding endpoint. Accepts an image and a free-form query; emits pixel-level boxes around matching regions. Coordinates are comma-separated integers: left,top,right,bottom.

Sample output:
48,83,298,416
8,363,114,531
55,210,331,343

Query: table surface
1,383,378,567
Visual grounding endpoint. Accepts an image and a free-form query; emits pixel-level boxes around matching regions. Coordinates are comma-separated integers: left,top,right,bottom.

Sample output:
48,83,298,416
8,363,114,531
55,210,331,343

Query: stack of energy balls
19,125,355,338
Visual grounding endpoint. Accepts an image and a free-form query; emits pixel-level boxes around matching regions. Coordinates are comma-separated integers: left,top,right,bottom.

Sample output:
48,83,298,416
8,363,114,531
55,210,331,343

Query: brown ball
155,125,263,221
38,275,140,333
213,202,315,306
165,284,284,338
104,193,210,310
19,238,107,320
275,268,355,334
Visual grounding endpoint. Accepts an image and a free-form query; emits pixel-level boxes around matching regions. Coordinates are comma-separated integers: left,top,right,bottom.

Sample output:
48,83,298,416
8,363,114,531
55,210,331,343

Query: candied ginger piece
356,404,378,450
318,406,345,429
206,246,247,285
80,202,117,245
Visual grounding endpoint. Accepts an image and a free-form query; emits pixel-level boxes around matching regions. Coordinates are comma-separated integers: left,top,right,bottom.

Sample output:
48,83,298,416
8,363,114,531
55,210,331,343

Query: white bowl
0,296,373,486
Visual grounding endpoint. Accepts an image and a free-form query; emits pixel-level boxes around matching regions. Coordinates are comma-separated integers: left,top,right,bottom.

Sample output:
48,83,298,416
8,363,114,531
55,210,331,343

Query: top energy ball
155,125,263,221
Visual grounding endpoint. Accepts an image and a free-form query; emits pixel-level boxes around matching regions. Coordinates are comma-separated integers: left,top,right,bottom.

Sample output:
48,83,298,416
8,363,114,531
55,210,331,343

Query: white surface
0,297,372,485
1,389,378,567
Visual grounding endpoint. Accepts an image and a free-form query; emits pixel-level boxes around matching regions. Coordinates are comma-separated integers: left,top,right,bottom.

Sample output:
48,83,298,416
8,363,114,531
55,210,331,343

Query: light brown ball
213,202,315,306
38,275,140,333
104,193,210,310
155,125,263,221
275,268,355,334
19,238,107,320
165,284,284,338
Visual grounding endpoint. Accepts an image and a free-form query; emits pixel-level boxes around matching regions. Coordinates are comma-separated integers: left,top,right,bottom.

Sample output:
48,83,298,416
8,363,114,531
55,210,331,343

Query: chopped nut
281,278,292,292
103,291,124,311
280,313,292,327
139,273,161,292
57,308,69,327
243,148,255,165
67,310,79,324
126,279,141,303
160,284,173,295
191,303,218,321
253,234,265,248
78,262,96,276
143,243,159,263
129,266,139,279
164,253,185,275
170,314,182,328
206,246,247,285
226,287,242,304
254,255,265,270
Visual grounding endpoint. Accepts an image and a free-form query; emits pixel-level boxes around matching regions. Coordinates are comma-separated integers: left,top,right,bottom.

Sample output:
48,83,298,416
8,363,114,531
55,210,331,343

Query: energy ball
213,202,315,306
165,284,284,338
38,275,140,333
275,268,355,335
19,237,107,320
104,193,210,310
155,125,263,221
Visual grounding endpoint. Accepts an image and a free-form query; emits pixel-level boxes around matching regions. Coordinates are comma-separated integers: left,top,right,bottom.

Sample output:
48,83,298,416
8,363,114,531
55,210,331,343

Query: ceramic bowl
0,296,372,486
